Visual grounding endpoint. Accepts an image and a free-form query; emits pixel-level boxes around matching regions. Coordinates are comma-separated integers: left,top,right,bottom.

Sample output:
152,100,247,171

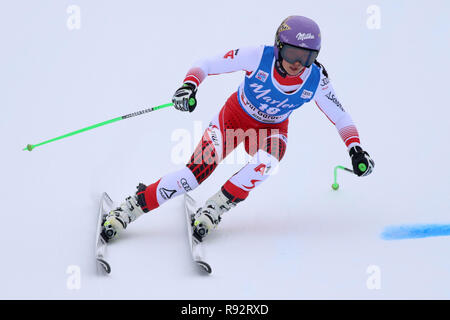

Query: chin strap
275,59,288,78
314,60,328,77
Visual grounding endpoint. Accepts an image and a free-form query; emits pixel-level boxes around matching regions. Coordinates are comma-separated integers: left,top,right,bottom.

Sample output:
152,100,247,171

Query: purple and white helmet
274,16,321,67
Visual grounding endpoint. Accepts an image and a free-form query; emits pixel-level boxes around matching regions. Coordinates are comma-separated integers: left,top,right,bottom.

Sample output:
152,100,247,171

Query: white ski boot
101,184,147,242
192,190,236,242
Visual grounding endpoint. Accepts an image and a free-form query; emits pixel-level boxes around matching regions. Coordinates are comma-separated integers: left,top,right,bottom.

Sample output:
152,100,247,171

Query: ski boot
192,190,236,242
101,183,148,242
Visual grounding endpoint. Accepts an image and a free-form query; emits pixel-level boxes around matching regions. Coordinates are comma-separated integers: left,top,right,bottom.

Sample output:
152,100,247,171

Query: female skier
101,15,375,242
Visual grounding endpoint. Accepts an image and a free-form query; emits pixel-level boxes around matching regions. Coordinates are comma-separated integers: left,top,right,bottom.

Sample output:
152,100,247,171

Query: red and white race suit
139,46,362,211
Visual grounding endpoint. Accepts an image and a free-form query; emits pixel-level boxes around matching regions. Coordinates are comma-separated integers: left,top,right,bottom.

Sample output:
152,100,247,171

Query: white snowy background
1,0,449,299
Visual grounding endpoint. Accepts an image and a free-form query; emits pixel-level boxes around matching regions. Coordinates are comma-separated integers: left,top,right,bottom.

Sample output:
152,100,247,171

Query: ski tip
97,258,111,274
102,192,113,205
197,261,212,274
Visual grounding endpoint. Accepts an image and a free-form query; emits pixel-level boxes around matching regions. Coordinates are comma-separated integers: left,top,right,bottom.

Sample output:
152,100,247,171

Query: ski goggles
280,43,319,67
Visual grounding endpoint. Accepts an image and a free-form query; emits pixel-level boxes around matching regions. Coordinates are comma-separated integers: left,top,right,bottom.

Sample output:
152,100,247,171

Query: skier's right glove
172,83,197,112
349,146,375,177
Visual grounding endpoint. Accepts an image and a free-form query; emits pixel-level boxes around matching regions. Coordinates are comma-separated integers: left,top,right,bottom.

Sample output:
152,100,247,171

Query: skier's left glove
172,83,197,112
349,146,375,177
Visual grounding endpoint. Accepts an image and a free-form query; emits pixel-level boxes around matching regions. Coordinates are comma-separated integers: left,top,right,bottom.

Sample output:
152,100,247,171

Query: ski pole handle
23,102,174,152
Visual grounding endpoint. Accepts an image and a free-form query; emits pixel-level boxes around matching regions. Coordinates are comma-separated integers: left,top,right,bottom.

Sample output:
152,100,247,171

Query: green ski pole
23,98,195,152
331,163,367,190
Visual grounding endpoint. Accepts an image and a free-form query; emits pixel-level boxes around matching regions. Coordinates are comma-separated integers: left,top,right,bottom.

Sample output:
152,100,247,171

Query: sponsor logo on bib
256,70,269,83
301,89,313,99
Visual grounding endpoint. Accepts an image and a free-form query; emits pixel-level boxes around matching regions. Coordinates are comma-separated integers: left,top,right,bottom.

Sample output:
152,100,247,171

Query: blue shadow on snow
381,224,450,240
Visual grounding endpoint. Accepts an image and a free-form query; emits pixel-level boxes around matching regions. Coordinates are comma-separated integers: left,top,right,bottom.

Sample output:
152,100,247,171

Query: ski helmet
274,16,321,67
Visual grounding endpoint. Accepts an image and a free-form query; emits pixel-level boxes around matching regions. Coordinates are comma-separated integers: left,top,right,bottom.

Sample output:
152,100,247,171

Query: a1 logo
223,49,239,59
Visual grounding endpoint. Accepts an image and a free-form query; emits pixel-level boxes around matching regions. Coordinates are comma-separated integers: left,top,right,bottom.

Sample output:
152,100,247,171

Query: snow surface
1,0,449,299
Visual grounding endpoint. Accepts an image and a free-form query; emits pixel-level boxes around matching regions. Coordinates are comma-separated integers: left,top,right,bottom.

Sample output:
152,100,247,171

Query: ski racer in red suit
101,16,375,242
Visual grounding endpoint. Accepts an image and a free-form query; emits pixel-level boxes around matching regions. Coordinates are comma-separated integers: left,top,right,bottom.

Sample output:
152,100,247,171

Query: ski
184,194,212,274
95,192,113,274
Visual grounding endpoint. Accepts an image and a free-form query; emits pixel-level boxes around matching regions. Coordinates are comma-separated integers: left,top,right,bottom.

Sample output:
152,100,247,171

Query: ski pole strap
23,102,174,151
